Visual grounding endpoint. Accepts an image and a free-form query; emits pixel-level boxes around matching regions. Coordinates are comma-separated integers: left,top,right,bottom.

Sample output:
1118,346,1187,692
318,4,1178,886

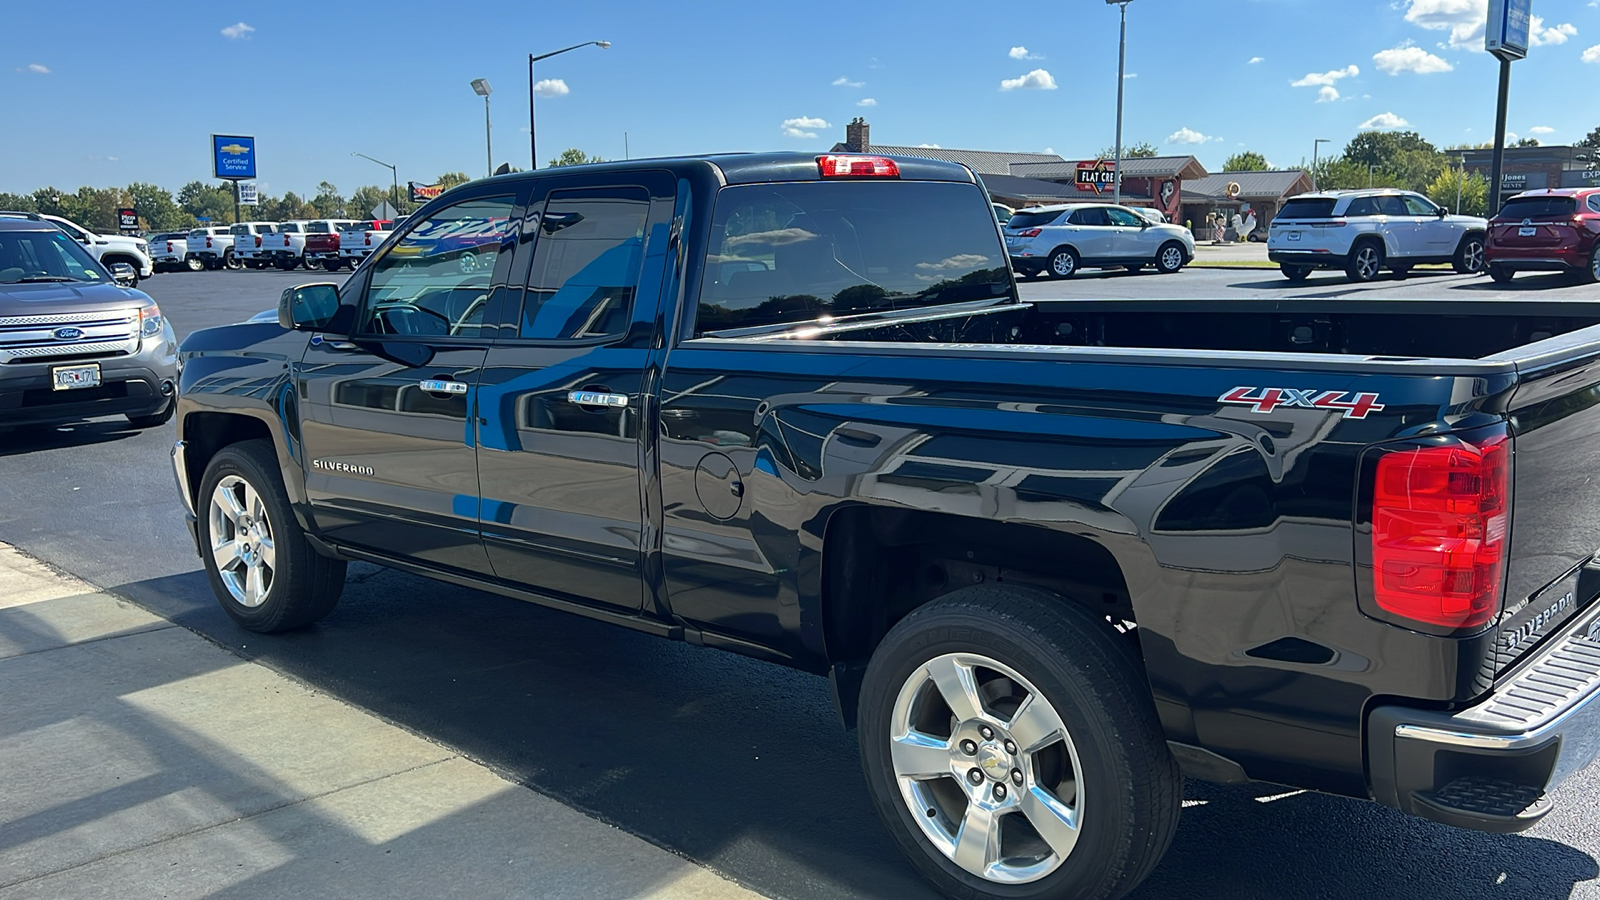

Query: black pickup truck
172,153,1600,900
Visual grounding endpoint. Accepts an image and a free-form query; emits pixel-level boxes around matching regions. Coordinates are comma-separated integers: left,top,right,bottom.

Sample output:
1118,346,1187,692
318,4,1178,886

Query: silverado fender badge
312,459,376,477
1219,387,1385,420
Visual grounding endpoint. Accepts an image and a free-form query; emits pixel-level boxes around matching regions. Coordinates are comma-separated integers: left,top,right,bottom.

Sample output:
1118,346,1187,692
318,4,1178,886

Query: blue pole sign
1486,0,1531,61
211,134,257,180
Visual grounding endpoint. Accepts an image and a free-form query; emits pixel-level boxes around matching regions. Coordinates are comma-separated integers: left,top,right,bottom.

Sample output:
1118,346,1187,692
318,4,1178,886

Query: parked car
337,218,401,269
171,151,1600,900
1268,189,1487,282
10,213,154,284
186,225,236,270
0,217,176,429
992,203,1014,224
229,222,279,269
1003,203,1195,278
1131,206,1167,225
1484,188,1600,284
146,232,191,272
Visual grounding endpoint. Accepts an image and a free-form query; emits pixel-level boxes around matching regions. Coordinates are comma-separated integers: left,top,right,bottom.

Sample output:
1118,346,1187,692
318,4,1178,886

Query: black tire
1453,234,1486,275
301,254,318,271
323,259,341,272
1344,240,1384,283
1489,264,1514,284
198,439,347,633
1123,264,1146,273
186,256,204,272
858,585,1180,900
223,249,240,270
1584,245,1600,285
1153,242,1185,275
1047,247,1079,280
1391,265,1413,280
125,398,174,429
1280,264,1312,283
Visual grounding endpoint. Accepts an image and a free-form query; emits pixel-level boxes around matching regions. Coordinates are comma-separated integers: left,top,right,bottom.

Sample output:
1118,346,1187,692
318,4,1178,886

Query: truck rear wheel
198,439,346,633
857,585,1179,900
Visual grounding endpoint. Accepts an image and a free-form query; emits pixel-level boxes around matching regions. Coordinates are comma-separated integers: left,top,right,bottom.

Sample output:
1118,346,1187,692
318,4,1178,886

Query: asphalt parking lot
5,266,1600,899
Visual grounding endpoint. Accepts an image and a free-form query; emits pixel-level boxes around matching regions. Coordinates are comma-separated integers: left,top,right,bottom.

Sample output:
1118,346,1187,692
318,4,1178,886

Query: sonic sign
1075,159,1117,194
211,135,256,180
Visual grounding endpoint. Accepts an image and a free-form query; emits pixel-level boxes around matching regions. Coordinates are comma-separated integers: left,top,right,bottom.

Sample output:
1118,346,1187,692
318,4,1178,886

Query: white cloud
1000,69,1057,91
1292,64,1359,87
1584,44,1600,63
1009,46,1043,60
1168,127,1219,145
1373,45,1453,74
781,116,830,140
856,98,877,107
533,79,569,98
918,143,942,149
1248,56,1264,65
1318,86,1340,102
1528,17,1578,46
1403,0,1486,50
20,63,49,74
220,22,254,39
1529,125,1556,134
1360,112,1410,129
1124,72,1138,79
832,76,864,88
1506,131,1520,142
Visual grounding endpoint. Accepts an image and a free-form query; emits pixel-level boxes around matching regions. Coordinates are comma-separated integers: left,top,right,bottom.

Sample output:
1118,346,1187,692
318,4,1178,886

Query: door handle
567,390,629,409
419,379,469,395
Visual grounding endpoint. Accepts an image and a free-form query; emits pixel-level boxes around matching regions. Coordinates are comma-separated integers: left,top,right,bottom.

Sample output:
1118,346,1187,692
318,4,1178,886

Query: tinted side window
1404,196,1437,216
1279,198,1338,219
1377,196,1410,217
1069,208,1111,226
520,187,649,340
1105,208,1144,227
1345,198,1377,217
357,194,516,339
1590,195,1600,214
1006,210,1062,229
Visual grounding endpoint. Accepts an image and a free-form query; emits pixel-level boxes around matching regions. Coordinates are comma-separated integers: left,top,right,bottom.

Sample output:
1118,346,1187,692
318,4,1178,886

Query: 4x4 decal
1219,386,1385,419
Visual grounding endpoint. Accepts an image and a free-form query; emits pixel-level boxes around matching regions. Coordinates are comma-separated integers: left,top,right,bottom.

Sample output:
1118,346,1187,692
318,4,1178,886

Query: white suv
1268,190,1487,283
1003,203,1195,279
39,214,154,283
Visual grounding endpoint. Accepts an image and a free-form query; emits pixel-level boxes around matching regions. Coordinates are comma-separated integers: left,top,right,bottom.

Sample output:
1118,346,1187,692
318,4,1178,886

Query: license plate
1519,227,1538,237
1285,232,1301,242
52,364,101,391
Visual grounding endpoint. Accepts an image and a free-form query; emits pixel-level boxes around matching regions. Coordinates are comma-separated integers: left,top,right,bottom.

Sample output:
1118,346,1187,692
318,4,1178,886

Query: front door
297,188,523,575
1104,206,1151,261
475,172,677,611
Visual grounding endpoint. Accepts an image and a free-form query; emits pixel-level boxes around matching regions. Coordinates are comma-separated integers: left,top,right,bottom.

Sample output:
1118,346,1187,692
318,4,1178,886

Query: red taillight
1371,434,1509,630
364,233,372,245
817,155,900,178
254,235,262,247
205,236,212,248
166,241,174,252
1015,228,1042,238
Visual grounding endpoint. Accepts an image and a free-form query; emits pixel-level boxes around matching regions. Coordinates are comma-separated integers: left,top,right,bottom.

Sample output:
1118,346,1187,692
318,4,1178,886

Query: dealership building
1456,144,1600,208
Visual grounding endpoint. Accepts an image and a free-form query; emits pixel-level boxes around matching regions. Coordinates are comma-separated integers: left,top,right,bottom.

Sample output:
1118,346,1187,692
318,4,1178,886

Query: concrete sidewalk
0,544,765,900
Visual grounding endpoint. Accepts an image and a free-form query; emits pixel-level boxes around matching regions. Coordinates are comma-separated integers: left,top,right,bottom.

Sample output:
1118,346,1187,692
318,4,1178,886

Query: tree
435,172,471,190
312,181,344,217
346,185,392,219
0,193,37,213
548,148,605,167
1222,151,1270,171
1309,156,1404,191
126,182,185,231
1095,142,1158,159
1580,126,1600,150
1426,167,1489,218
177,181,235,225
1344,131,1437,169
1514,137,1541,147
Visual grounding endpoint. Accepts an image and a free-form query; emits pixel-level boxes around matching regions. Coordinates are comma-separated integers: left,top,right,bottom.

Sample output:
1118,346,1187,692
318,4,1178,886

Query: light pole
1312,138,1330,190
528,41,610,170
1106,0,1133,207
470,79,493,178
351,152,399,217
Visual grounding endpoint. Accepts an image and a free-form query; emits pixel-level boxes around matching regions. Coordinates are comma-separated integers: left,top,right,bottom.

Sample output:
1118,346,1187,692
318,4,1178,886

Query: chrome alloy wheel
1051,251,1076,277
1353,245,1381,280
208,475,276,607
1462,238,1485,273
1160,246,1184,271
889,652,1084,885
1591,246,1600,281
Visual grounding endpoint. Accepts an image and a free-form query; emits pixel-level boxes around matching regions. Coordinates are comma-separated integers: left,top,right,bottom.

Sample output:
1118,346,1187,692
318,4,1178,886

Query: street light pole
1106,0,1133,207
527,40,611,170
1312,138,1331,190
470,79,493,178
351,152,399,216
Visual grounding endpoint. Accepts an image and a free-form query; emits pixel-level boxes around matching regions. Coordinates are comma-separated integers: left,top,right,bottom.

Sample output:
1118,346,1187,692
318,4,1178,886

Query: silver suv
1267,190,1487,283
1004,203,1195,279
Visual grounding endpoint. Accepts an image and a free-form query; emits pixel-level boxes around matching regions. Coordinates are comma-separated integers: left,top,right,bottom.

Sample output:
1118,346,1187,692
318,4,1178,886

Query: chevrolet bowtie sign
212,134,257,180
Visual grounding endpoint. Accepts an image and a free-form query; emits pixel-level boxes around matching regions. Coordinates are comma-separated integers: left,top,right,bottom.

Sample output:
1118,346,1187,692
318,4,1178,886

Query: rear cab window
697,180,1015,334
1278,198,1339,220
1006,210,1063,230
1499,196,1578,219
1590,195,1600,214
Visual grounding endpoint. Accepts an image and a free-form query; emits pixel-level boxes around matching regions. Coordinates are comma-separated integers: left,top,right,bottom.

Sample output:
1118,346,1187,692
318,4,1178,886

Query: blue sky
3,0,1598,196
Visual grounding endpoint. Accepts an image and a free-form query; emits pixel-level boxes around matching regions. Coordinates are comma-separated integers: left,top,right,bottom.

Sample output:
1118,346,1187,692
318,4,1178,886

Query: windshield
280,223,301,233
1498,197,1577,219
307,222,333,233
1007,210,1066,229
0,230,108,284
698,180,1015,334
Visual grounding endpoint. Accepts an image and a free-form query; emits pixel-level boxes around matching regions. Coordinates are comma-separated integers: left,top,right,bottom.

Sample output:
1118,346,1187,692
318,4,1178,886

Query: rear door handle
567,390,629,409
420,379,469,395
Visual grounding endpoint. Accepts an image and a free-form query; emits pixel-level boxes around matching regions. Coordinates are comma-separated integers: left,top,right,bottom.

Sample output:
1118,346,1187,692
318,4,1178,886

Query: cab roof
470,152,982,187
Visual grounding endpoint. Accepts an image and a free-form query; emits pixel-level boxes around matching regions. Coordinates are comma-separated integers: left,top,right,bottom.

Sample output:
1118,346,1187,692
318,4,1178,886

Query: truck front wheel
198,439,346,633
857,585,1179,900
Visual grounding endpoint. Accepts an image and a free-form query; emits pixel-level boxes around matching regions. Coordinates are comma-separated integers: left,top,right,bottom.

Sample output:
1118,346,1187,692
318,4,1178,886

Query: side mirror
1437,207,1449,218
109,262,137,287
278,283,342,332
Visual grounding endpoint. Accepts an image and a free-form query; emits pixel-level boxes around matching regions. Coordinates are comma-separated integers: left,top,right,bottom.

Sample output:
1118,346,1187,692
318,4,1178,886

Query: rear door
1064,207,1115,260
296,186,524,574
475,170,677,611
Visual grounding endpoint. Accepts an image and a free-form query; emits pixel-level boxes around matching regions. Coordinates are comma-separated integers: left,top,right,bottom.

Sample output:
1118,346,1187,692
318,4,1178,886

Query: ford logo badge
53,327,84,341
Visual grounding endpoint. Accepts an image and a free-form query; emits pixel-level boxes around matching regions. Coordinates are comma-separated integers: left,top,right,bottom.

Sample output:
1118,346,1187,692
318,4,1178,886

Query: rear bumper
1367,602,1600,833
1485,248,1584,272
1269,250,1343,268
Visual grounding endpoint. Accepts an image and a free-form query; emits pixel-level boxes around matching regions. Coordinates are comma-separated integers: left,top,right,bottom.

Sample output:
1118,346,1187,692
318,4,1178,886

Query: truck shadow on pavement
0,421,143,458
99,566,1600,900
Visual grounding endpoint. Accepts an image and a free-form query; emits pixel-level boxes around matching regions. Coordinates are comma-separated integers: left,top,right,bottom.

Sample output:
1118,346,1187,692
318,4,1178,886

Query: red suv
1485,188,1600,284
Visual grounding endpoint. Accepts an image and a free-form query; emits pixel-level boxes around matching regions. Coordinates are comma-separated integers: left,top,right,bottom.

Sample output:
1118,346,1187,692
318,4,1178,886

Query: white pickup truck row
163,217,406,272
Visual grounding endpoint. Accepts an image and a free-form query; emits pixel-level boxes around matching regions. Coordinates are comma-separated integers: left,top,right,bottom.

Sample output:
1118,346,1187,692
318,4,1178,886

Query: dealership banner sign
1075,159,1117,194
409,181,445,203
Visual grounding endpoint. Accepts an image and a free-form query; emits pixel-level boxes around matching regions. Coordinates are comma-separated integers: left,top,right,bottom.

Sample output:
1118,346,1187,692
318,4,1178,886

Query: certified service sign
1486,0,1532,60
212,134,257,180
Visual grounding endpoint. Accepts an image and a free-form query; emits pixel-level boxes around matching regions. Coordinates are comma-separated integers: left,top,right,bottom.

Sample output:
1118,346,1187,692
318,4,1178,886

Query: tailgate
1492,219,1576,249
1496,357,1600,674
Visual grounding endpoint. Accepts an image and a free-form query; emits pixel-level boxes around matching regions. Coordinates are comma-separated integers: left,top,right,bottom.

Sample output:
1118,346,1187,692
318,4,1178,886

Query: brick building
1456,145,1600,208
